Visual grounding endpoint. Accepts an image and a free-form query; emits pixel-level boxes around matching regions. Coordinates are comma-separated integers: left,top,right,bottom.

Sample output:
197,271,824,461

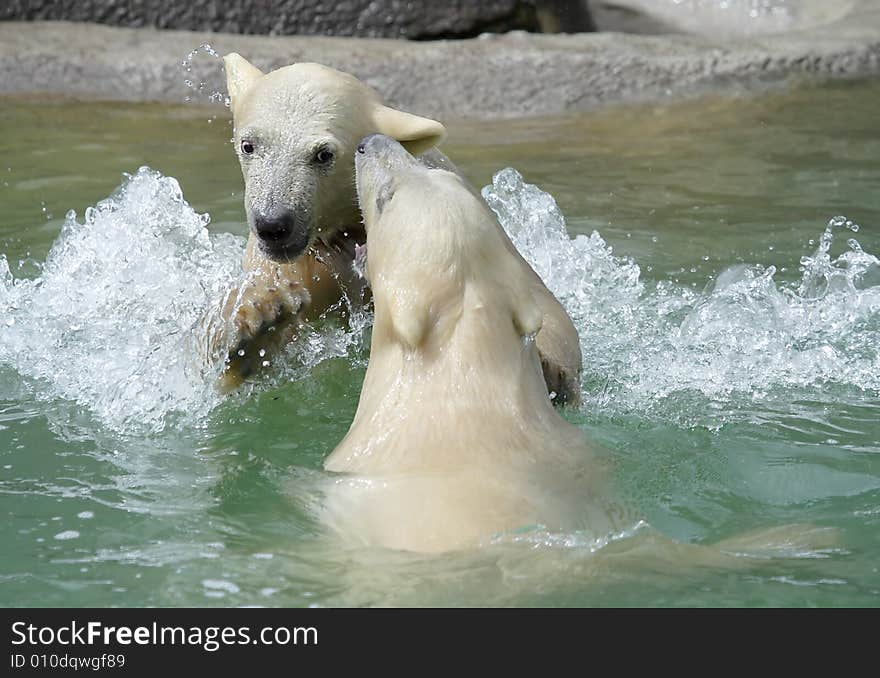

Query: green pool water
1,80,878,607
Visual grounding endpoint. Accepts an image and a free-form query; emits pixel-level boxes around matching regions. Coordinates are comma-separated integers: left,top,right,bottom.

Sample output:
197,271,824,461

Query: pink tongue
353,243,368,277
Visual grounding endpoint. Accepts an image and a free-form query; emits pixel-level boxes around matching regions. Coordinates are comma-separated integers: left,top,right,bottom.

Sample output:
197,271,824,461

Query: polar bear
310,135,841,562
212,55,582,405
319,134,623,553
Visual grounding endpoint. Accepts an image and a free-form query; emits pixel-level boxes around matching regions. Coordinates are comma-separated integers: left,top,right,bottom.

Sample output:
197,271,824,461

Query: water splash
483,168,880,425
0,168,243,432
1,165,876,433
181,43,229,109
268,293,373,385
0,167,373,433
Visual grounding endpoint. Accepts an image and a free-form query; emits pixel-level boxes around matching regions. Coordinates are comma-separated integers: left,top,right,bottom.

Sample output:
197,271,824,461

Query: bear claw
219,277,310,390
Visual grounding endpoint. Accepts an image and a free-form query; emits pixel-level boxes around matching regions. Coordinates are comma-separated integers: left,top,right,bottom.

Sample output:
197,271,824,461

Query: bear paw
540,357,582,408
220,278,310,391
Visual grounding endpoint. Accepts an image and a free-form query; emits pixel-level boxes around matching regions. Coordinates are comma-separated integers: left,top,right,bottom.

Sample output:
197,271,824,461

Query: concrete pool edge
0,12,879,119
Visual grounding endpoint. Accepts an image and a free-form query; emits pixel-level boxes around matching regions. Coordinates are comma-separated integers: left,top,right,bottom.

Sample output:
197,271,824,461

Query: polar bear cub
320,135,621,553
212,54,580,405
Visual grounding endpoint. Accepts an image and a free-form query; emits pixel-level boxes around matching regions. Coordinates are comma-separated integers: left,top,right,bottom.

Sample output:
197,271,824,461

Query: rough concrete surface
0,0,593,39
0,1,878,119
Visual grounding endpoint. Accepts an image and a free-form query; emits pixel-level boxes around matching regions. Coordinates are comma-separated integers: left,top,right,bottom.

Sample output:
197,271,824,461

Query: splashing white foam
483,168,880,423
0,167,373,433
0,168,243,432
1,165,876,433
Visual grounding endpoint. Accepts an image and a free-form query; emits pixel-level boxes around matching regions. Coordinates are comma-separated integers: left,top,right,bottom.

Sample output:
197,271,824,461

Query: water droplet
181,43,230,110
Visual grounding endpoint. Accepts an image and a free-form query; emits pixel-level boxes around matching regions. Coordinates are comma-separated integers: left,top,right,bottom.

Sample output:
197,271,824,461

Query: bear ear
372,105,446,156
223,53,265,111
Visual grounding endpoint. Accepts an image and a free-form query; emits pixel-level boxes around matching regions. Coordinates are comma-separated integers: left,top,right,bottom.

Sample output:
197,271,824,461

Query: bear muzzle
253,210,311,261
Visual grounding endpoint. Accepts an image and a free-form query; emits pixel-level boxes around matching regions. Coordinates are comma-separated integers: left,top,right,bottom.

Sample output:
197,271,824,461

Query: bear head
224,53,446,261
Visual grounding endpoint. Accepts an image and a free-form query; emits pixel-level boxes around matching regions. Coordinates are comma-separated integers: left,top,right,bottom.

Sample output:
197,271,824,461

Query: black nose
357,133,383,155
254,213,294,244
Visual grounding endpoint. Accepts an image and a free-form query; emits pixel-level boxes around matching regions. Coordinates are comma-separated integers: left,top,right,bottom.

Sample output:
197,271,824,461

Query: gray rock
0,1,593,39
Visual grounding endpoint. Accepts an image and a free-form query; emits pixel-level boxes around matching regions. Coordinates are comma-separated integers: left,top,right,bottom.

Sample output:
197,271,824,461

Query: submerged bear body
322,135,618,553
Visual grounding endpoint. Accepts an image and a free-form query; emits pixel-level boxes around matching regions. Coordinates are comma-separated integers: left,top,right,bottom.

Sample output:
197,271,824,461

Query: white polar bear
317,135,840,561
211,55,445,388
211,55,583,405
320,134,624,553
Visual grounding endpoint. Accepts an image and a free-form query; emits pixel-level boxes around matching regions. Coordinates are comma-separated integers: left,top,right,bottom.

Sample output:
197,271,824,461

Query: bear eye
314,148,334,165
240,139,256,155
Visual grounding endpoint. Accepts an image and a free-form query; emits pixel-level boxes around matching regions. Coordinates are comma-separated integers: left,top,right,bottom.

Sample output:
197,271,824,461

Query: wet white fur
322,138,620,553
224,54,446,264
